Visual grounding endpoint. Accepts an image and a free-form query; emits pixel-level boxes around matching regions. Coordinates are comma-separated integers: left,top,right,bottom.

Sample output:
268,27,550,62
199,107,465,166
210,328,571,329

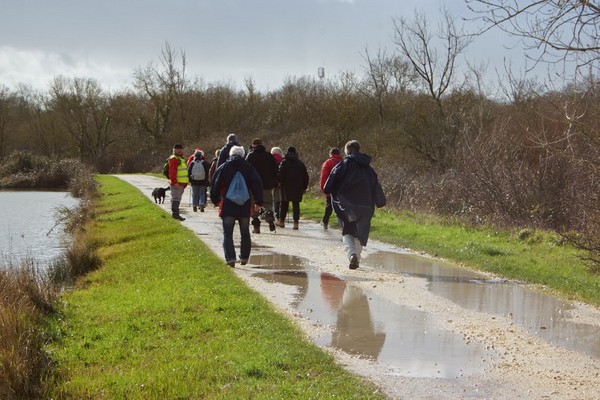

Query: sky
0,0,543,93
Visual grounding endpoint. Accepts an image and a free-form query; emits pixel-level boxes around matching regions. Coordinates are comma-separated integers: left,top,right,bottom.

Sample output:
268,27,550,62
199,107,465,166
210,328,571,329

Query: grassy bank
47,176,383,399
301,194,600,307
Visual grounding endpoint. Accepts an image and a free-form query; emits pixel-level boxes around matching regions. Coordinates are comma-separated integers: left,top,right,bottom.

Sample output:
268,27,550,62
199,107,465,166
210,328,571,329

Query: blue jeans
191,184,206,207
222,216,251,263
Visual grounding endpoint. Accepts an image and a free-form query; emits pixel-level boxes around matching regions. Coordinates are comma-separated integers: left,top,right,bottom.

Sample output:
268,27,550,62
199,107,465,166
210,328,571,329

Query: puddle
364,251,600,359
248,254,306,270
254,270,489,378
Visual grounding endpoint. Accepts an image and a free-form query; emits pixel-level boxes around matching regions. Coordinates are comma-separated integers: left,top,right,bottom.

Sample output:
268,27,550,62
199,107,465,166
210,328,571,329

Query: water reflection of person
332,285,386,360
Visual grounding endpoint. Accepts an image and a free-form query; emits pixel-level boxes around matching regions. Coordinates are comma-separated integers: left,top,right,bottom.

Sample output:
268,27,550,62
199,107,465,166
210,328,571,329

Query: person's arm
169,157,179,186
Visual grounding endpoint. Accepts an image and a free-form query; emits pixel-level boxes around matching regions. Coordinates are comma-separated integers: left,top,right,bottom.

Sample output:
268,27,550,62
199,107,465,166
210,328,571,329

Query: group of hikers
166,134,386,270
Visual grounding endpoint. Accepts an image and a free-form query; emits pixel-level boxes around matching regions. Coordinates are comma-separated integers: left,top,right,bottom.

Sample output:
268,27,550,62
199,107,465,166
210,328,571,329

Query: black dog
152,187,170,204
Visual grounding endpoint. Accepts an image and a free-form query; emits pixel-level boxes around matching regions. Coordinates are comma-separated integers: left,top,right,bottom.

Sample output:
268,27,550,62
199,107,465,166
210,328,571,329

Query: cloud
0,46,131,91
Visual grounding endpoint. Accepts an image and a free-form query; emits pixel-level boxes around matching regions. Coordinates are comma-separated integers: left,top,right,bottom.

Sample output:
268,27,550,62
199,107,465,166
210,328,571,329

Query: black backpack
162,157,170,179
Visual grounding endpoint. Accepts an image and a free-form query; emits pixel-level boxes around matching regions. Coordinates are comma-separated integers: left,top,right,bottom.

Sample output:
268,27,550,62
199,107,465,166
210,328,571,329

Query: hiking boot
321,221,328,230
172,214,186,221
226,260,235,268
200,206,205,212
293,221,299,230
193,206,198,212
349,254,359,270
240,259,248,266
276,219,285,228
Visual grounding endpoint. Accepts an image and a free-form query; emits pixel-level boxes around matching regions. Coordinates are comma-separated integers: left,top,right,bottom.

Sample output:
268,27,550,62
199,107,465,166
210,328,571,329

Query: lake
0,190,79,266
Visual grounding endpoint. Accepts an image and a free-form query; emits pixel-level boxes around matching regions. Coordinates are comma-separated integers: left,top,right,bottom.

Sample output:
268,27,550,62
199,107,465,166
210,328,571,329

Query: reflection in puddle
254,270,488,378
364,251,600,359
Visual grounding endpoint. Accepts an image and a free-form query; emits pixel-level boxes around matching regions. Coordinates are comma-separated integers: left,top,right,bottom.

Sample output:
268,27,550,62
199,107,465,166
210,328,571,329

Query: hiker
271,146,284,222
208,149,221,183
187,149,211,212
217,133,240,168
210,145,263,268
319,147,343,229
277,146,309,230
323,140,386,269
187,147,207,166
246,138,278,233
168,144,189,221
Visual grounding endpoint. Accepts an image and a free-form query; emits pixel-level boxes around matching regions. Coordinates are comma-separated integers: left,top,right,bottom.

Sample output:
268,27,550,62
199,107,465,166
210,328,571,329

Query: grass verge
47,176,383,399
301,194,600,307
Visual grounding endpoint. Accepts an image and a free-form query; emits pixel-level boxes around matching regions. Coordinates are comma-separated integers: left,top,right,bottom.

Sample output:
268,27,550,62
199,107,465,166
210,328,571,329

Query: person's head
226,133,237,144
173,143,184,157
194,149,204,159
271,147,283,156
251,138,262,149
214,149,221,157
229,145,245,158
344,140,360,155
329,147,341,157
286,146,297,155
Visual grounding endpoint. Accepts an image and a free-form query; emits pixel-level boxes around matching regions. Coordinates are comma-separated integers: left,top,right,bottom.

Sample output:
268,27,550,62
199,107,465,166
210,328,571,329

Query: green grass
47,176,383,399
301,194,600,306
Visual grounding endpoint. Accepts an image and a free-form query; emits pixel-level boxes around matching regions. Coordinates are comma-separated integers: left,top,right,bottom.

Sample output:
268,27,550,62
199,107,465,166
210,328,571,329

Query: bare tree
48,76,114,166
466,0,600,69
133,42,188,145
392,9,472,170
357,47,412,123
393,9,472,116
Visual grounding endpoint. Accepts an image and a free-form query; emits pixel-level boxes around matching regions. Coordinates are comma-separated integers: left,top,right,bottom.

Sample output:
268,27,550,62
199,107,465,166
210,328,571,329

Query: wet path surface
116,175,600,399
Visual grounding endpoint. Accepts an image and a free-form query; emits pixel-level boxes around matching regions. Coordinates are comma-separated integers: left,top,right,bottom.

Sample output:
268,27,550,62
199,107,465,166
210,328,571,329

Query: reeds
0,165,100,398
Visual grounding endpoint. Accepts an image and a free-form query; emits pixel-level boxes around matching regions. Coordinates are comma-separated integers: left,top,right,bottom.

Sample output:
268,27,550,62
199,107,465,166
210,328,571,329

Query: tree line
0,5,598,266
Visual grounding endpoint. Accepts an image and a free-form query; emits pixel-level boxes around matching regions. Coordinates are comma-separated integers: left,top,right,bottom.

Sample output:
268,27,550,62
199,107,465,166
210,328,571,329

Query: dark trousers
222,216,251,263
322,196,333,225
280,201,300,222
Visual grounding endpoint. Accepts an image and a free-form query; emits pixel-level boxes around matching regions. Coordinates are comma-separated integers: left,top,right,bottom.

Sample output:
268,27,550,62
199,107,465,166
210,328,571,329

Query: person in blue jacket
323,140,386,269
210,145,263,267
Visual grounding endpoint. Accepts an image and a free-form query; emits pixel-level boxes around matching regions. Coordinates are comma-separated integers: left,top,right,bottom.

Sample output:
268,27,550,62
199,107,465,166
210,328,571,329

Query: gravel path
117,175,600,400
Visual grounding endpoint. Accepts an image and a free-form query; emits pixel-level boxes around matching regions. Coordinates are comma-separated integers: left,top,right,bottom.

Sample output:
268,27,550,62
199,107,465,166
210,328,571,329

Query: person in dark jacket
319,147,343,229
208,149,221,184
277,146,309,230
217,133,239,168
246,138,278,233
271,146,284,221
210,145,263,267
187,149,211,212
323,140,386,269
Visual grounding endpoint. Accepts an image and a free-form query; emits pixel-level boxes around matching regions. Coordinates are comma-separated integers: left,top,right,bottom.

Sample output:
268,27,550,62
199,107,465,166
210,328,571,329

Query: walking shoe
193,206,198,212
172,214,186,221
293,221,299,230
276,219,285,228
349,254,359,270
321,221,328,230
226,260,235,268
240,259,248,265
200,206,205,212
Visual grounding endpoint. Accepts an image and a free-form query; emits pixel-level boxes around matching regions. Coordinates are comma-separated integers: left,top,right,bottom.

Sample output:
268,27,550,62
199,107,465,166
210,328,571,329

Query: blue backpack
225,171,250,205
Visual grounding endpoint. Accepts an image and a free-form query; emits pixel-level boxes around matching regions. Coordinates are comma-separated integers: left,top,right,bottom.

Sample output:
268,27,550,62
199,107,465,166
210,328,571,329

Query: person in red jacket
319,147,343,229
168,144,189,221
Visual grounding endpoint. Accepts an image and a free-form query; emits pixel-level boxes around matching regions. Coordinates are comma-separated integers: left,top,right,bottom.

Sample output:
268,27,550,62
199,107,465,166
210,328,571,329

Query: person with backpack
246,138,278,233
277,146,309,230
319,147,343,229
210,145,263,268
166,143,189,221
270,146,284,222
323,140,386,270
187,149,211,212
